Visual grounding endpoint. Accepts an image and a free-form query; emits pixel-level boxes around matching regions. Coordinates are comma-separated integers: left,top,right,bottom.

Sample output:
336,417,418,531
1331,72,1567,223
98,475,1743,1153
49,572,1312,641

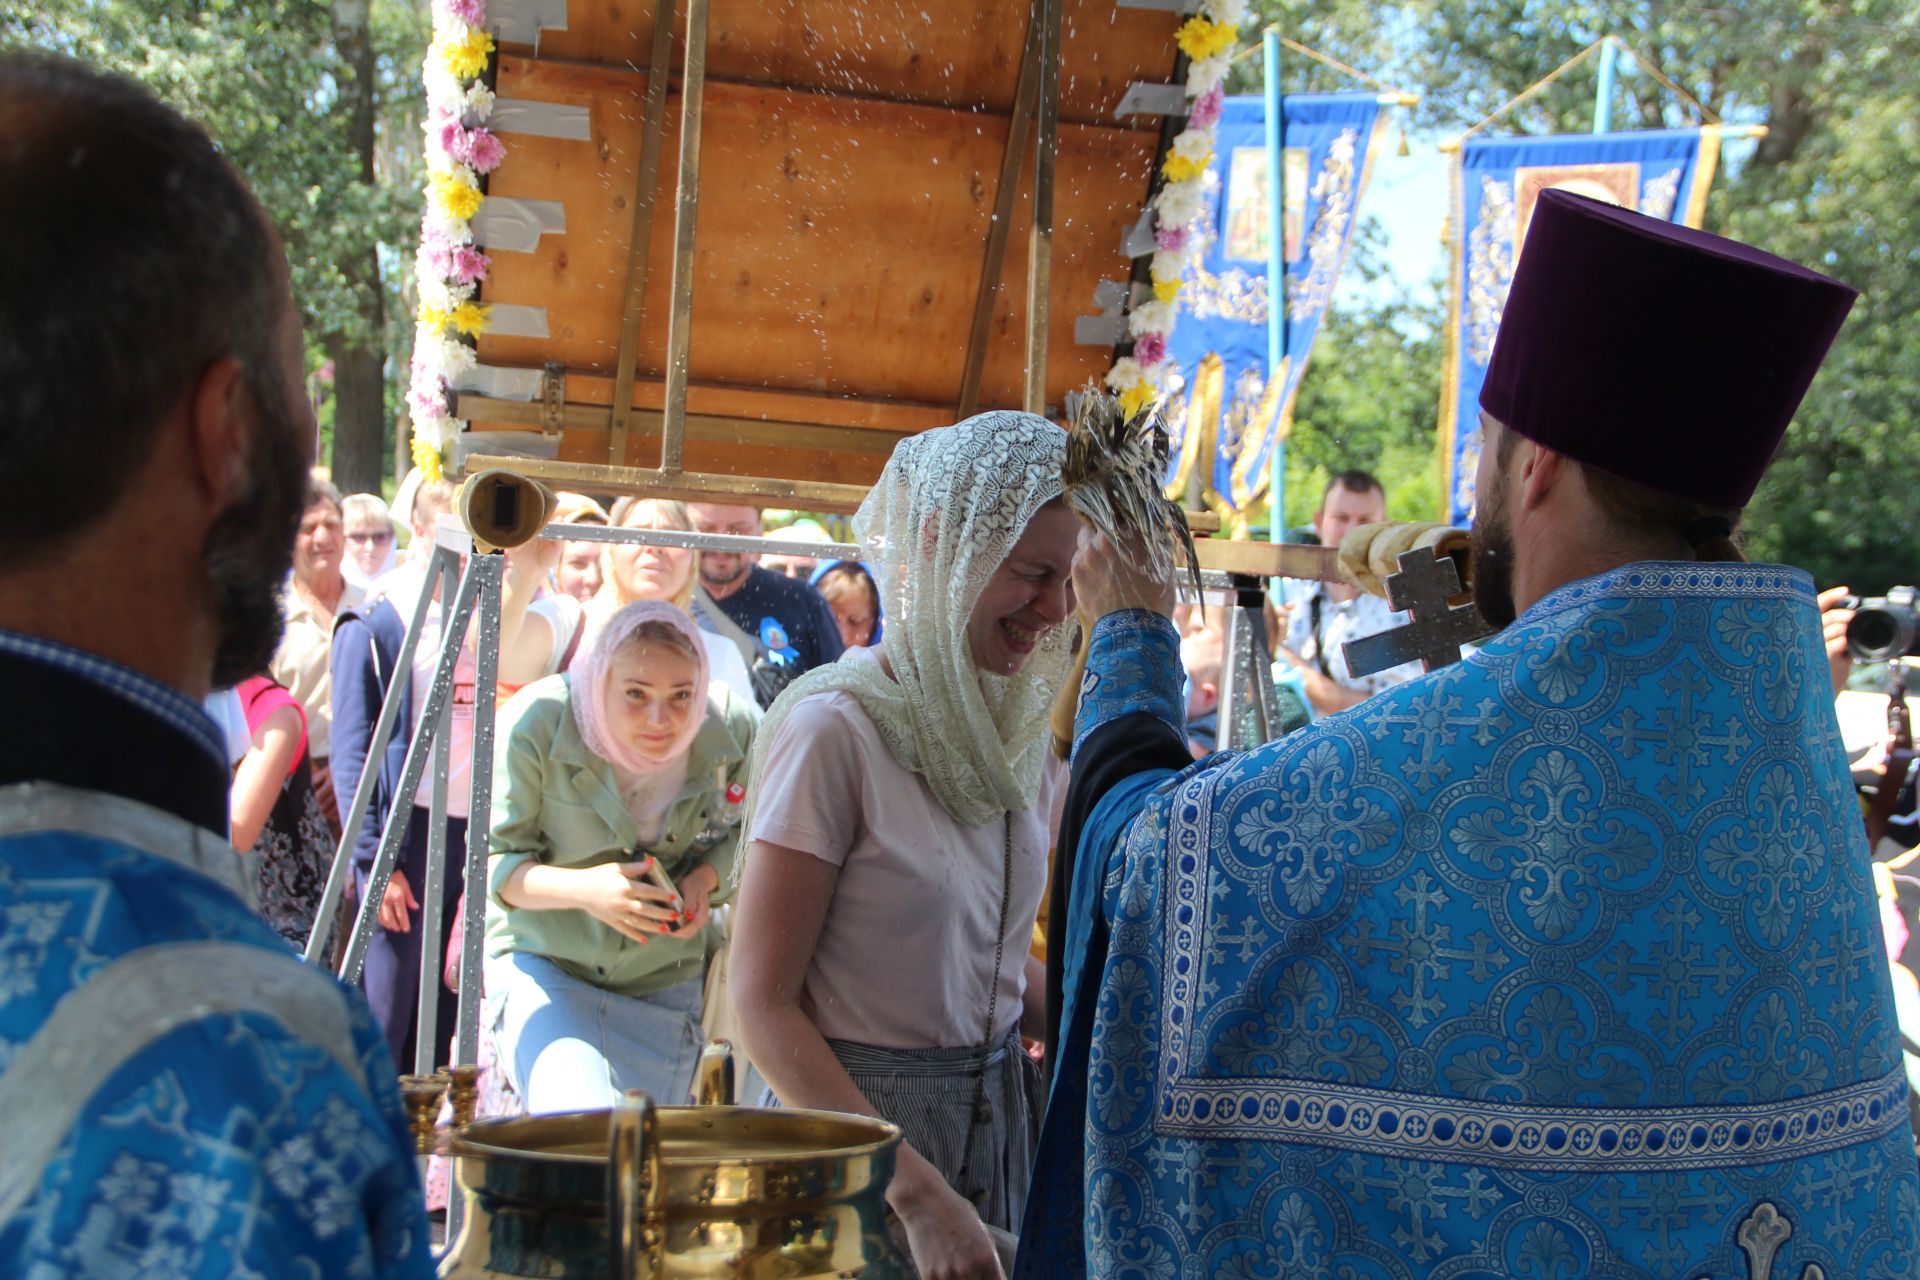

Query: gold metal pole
660,0,710,475
1022,0,1064,416
606,0,679,466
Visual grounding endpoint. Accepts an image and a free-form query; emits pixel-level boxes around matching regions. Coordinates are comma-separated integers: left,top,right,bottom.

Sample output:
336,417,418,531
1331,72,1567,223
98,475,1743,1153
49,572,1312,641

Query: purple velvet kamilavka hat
1479,188,1858,509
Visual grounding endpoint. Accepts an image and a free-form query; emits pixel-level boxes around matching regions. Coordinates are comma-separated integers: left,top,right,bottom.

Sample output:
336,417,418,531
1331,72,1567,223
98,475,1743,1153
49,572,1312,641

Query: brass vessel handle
609,1089,663,1278
694,1039,735,1106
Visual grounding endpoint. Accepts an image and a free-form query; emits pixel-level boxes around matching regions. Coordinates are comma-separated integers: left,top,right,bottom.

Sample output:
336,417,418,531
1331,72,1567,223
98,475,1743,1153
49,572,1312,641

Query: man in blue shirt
689,503,846,704
0,52,431,1277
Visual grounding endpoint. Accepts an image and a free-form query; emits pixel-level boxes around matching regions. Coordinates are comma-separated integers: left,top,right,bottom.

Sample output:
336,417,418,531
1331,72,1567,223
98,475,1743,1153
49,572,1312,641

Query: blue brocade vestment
1026,563,1920,1278
0,786,434,1278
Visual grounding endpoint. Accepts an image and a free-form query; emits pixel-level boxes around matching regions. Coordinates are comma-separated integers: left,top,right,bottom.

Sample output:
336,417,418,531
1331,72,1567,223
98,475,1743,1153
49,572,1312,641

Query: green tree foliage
1253,0,1920,588
2,0,428,489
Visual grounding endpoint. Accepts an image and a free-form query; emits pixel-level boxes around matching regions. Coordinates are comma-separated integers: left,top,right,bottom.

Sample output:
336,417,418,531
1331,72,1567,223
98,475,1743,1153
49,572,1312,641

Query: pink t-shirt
750,655,1064,1050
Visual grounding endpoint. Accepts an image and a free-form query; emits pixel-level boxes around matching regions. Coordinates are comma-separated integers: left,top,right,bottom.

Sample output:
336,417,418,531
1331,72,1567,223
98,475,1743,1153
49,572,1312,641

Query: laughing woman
731,413,1077,1280
486,600,756,1111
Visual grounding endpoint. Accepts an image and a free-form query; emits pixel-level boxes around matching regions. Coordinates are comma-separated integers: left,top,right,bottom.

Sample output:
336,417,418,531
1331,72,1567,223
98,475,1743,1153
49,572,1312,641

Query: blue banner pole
1594,36,1618,133
1263,29,1285,543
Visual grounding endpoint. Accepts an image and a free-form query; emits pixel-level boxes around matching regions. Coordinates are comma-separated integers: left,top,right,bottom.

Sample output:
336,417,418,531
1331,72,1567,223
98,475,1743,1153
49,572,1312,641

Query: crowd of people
5,49,1918,1280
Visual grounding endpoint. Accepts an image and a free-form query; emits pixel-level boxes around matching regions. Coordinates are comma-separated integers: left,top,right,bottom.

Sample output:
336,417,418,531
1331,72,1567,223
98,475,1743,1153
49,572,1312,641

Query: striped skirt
764,1030,1044,1235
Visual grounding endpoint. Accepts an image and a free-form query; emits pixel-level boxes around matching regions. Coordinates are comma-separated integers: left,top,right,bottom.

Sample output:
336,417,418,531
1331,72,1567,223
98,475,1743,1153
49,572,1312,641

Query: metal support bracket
540,361,567,438
1219,574,1283,751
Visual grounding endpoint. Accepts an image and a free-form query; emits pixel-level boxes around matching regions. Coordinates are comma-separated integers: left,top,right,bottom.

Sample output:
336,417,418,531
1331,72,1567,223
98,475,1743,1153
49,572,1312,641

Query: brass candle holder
398,1073,451,1156
442,1063,482,1128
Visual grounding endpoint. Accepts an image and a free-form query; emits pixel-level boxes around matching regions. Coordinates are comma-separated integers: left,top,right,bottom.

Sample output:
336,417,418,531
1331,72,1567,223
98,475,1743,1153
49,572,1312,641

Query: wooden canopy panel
465,0,1178,493
524,0,1177,126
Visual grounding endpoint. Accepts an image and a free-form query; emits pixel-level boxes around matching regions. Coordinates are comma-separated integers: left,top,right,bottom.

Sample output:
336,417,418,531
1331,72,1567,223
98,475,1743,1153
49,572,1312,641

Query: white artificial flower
464,82,496,124
1155,177,1207,229
411,413,462,448
1129,299,1177,337
1105,357,1146,392
1186,54,1230,100
416,277,477,314
417,331,477,381
1171,128,1213,167
1151,247,1191,285
417,277,454,314
1205,0,1249,28
423,59,464,113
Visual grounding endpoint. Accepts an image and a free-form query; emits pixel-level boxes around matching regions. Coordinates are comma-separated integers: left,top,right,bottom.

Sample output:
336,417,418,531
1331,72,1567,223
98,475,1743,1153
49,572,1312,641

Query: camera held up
1844,586,1920,662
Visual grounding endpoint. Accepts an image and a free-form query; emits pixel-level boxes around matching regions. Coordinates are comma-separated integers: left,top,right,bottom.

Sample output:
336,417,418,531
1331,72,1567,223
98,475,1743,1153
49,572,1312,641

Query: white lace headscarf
747,412,1071,848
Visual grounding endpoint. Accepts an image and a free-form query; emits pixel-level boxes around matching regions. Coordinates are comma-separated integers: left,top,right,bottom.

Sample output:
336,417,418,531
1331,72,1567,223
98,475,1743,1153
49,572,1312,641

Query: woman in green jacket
486,599,757,1112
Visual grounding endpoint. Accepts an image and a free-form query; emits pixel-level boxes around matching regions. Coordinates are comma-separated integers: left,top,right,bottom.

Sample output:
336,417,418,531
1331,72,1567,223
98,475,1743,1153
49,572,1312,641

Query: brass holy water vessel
406,1047,911,1279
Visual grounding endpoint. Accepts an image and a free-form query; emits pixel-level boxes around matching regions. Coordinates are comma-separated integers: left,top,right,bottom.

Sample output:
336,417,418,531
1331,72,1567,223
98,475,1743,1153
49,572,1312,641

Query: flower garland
1104,0,1249,419
409,0,505,481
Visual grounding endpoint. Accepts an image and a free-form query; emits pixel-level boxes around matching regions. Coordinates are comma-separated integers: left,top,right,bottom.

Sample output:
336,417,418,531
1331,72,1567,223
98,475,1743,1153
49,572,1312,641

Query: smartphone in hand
639,856,683,914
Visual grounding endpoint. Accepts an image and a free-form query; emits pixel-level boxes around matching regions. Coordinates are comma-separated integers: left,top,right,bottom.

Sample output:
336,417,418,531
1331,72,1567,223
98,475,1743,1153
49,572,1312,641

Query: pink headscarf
570,601,710,775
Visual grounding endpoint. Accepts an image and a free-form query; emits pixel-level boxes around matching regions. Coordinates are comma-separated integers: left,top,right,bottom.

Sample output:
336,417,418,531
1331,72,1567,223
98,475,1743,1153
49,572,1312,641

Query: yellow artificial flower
411,436,446,482
1176,17,1237,63
417,303,451,334
436,28,495,81
1162,150,1210,183
1153,276,1182,303
1119,380,1156,419
450,301,491,336
429,172,483,223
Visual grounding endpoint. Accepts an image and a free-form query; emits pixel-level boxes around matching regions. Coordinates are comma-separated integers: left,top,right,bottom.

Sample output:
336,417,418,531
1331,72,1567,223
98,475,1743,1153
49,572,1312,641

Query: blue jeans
486,952,703,1113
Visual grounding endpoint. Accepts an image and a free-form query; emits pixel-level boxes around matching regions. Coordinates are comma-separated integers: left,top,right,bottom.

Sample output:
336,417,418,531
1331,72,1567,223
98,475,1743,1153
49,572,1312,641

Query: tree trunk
328,337,388,495
327,0,387,495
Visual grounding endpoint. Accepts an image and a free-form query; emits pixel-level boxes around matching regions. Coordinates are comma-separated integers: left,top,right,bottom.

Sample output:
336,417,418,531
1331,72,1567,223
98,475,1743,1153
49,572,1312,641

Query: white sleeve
203,690,252,767
529,595,585,677
702,629,757,703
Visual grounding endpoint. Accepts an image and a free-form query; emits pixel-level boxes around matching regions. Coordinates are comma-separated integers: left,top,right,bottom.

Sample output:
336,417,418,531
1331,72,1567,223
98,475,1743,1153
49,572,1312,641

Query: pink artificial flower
436,0,486,25
463,127,506,173
450,246,492,284
410,377,449,419
1155,225,1190,253
434,115,468,163
421,230,455,279
1188,86,1225,132
1133,332,1168,366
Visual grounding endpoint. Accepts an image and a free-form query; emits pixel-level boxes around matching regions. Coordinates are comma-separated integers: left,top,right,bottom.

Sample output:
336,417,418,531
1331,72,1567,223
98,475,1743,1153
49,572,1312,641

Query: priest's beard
1469,482,1518,630
206,369,309,688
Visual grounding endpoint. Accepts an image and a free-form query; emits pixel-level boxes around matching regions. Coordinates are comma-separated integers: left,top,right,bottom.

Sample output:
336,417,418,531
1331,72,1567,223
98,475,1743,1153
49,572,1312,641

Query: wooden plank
478,63,1155,410
956,5,1041,420
525,0,1178,127
1025,0,1064,414
1194,539,1336,577
459,395,906,455
607,0,678,465
659,0,711,472
464,454,877,512
462,455,1227,535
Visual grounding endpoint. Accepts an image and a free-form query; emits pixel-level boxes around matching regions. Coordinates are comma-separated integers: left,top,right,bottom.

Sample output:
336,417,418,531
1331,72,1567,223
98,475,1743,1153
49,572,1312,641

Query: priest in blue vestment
0,54,431,1276
1020,190,1920,1278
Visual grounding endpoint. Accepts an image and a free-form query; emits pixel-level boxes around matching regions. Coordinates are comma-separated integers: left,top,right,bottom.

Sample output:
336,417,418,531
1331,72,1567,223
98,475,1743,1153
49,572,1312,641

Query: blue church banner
1441,126,1723,524
1163,93,1389,529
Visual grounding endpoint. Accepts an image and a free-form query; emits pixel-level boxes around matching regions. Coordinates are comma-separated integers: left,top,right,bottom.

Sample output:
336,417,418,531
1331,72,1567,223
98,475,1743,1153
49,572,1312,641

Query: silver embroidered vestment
0,784,432,1278
1069,563,1920,1277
